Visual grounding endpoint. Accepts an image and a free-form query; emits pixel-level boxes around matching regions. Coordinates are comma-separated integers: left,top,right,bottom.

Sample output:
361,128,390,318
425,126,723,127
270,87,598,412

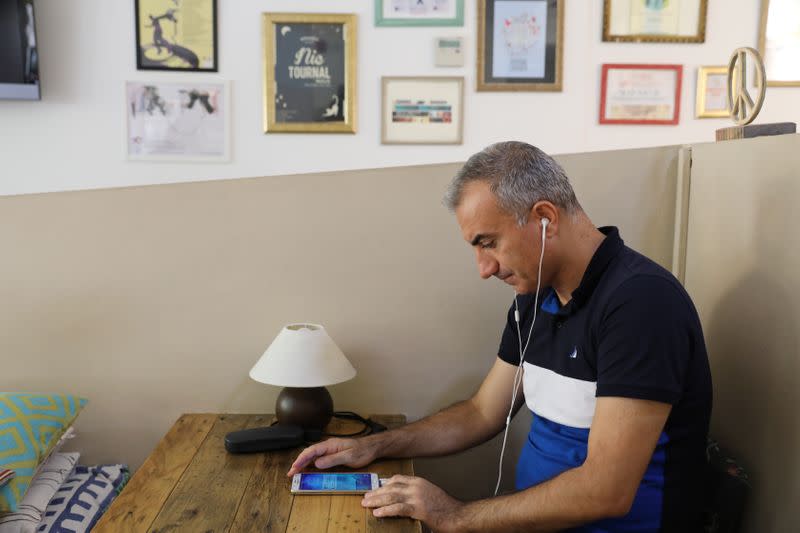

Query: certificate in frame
374,0,465,27
758,0,800,86
135,0,218,71
263,13,357,133
602,0,708,43
381,76,464,145
695,66,729,119
599,64,683,125
477,0,564,92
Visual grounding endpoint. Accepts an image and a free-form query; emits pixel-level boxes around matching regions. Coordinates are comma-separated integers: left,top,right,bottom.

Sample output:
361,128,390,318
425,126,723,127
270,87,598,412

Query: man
288,141,712,532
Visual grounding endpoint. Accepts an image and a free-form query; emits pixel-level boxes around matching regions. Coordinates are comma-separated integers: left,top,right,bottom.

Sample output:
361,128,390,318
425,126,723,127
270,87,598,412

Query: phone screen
298,473,373,491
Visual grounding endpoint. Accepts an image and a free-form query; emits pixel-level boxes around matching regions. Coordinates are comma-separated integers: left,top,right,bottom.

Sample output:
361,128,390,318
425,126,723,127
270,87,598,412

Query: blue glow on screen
299,473,372,491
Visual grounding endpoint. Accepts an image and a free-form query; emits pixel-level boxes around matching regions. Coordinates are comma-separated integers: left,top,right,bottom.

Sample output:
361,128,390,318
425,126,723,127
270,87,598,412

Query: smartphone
290,472,380,494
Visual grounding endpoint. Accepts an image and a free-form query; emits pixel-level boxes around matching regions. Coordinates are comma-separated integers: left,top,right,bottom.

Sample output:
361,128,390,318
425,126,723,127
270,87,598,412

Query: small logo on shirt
568,347,578,359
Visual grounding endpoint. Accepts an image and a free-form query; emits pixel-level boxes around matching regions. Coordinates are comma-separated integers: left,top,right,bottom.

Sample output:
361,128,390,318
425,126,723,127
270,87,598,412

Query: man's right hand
286,436,381,477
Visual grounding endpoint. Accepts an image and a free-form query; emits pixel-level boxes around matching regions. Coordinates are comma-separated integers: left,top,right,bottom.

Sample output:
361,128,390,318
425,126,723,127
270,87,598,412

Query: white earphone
493,216,549,496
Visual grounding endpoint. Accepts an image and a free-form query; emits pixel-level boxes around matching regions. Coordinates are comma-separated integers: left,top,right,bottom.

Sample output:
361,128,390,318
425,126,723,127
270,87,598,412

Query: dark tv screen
0,0,40,100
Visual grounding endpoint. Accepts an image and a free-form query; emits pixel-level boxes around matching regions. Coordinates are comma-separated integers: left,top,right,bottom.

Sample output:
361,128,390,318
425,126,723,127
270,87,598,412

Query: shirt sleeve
596,276,693,404
498,299,522,366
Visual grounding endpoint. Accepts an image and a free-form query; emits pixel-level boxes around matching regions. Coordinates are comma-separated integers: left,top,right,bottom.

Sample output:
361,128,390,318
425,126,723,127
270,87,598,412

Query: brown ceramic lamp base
275,386,333,430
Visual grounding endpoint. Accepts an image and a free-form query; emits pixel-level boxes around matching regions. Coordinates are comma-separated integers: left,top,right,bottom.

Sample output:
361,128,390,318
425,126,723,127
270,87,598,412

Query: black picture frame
135,0,218,72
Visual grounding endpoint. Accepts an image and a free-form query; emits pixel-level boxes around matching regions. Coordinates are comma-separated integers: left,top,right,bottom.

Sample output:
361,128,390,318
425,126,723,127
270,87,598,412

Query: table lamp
249,323,356,430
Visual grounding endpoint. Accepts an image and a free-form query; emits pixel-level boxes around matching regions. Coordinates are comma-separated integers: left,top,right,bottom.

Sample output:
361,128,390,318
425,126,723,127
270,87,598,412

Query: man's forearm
367,398,503,459
451,463,626,533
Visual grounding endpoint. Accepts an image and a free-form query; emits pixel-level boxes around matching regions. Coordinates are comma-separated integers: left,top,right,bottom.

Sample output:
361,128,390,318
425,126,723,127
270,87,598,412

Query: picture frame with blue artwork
375,0,464,27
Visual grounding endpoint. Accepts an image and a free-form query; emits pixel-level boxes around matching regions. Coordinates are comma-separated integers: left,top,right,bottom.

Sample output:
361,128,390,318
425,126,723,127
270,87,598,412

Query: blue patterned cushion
37,464,129,533
0,393,87,512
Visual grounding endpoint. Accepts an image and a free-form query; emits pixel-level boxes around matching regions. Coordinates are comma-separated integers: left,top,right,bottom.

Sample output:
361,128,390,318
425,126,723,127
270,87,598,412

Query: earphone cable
494,221,547,496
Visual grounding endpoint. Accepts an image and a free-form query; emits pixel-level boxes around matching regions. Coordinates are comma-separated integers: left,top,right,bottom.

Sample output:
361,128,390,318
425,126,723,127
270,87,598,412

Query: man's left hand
361,475,464,532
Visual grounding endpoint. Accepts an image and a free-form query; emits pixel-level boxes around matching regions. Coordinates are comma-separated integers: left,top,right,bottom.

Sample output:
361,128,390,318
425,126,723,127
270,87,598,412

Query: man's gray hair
443,141,581,225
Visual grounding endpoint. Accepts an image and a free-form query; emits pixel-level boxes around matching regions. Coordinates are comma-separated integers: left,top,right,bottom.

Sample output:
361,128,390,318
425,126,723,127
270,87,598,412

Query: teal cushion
0,393,87,512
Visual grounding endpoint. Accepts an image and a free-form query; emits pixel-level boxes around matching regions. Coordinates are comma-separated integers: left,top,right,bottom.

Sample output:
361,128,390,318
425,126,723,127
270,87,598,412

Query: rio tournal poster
272,22,346,124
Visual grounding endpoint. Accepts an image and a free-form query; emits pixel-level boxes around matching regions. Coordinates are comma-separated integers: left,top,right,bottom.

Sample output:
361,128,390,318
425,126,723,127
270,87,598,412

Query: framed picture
263,13,357,133
758,0,800,86
599,64,683,125
135,0,218,71
603,0,708,43
696,66,729,118
126,81,230,161
477,0,564,92
381,76,464,144
375,0,464,27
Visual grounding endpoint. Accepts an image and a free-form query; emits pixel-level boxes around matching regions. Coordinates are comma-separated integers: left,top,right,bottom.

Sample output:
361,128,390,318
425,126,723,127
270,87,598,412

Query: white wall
1,0,796,196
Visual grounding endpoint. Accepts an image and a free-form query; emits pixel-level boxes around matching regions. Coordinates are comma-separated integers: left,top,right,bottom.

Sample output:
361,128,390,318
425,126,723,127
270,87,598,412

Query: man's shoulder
599,246,696,313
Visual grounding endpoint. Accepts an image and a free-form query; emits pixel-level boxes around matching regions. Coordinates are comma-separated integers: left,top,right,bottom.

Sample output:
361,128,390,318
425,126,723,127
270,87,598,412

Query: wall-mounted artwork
126,81,229,161
263,13,357,133
135,0,218,71
599,64,683,125
603,0,707,43
477,0,564,92
758,0,800,86
695,66,729,118
381,76,464,144
375,0,464,27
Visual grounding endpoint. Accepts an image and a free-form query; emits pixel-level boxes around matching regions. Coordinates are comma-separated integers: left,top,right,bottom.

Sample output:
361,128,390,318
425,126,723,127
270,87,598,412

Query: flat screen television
0,0,40,100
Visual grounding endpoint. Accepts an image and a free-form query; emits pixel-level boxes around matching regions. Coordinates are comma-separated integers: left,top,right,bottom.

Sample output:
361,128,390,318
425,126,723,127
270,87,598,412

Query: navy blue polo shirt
498,227,712,533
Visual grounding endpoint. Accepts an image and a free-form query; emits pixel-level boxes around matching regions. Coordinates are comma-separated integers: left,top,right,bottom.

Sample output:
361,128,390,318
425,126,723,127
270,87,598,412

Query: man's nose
476,250,498,279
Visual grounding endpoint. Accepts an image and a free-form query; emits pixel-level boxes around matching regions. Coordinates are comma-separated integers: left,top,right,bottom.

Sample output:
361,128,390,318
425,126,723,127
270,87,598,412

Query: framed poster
758,0,800,86
603,0,707,43
375,0,465,27
126,81,230,161
696,66,729,118
477,0,564,92
599,64,683,125
381,77,464,144
263,13,357,133
135,0,218,71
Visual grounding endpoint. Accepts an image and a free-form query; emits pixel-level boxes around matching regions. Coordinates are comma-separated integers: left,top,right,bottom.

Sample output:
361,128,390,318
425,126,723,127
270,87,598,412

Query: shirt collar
551,226,624,316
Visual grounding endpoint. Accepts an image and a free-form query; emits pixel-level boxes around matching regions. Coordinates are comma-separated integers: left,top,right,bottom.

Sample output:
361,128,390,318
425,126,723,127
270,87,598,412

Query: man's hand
286,437,379,477
362,475,464,533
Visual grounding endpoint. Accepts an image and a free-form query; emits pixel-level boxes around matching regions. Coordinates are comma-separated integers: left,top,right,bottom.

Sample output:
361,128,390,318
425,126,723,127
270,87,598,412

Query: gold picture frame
477,0,564,92
262,13,357,133
758,0,800,86
603,0,708,43
695,66,729,118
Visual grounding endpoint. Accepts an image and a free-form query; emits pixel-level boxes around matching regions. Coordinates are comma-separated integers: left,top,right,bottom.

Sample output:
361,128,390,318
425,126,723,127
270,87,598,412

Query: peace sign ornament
727,47,766,126
715,46,796,141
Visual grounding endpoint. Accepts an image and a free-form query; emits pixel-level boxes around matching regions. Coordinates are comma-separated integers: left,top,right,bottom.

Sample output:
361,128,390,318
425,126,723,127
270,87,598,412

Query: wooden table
94,414,421,533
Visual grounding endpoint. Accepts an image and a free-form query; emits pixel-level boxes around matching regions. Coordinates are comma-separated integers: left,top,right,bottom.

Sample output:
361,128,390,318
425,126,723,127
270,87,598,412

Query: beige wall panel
685,134,800,533
0,146,679,499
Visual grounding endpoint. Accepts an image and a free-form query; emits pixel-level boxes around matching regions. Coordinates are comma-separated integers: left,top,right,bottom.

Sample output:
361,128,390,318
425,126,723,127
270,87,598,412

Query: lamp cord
269,411,388,442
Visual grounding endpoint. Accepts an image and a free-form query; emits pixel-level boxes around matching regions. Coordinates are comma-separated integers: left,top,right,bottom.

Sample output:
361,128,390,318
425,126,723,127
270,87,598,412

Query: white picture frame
125,80,231,162
381,76,464,145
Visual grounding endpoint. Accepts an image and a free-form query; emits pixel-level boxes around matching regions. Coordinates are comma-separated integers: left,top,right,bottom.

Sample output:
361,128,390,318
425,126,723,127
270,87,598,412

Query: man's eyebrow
470,233,493,246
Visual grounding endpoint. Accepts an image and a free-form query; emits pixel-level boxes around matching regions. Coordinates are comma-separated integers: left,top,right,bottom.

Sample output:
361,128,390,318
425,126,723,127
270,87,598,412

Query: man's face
455,181,542,294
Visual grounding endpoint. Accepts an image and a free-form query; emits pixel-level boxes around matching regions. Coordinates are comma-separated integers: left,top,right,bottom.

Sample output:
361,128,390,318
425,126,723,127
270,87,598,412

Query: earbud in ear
542,217,550,228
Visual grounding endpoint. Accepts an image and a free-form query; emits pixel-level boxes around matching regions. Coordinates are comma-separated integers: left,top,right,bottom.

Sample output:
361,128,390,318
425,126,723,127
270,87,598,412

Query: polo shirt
498,227,712,533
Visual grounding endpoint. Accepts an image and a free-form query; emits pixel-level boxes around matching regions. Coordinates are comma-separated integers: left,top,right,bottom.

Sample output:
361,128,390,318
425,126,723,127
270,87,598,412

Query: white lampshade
249,323,356,388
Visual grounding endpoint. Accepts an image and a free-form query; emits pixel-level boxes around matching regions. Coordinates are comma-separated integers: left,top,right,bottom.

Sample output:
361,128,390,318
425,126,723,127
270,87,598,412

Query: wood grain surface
95,413,420,532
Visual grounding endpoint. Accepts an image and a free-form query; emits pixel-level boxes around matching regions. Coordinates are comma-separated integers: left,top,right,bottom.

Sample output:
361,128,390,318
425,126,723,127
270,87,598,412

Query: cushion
0,394,87,513
36,464,129,533
0,452,79,533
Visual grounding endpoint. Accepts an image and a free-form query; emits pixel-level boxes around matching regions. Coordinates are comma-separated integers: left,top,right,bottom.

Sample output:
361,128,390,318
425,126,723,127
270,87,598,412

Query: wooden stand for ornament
716,122,796,141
